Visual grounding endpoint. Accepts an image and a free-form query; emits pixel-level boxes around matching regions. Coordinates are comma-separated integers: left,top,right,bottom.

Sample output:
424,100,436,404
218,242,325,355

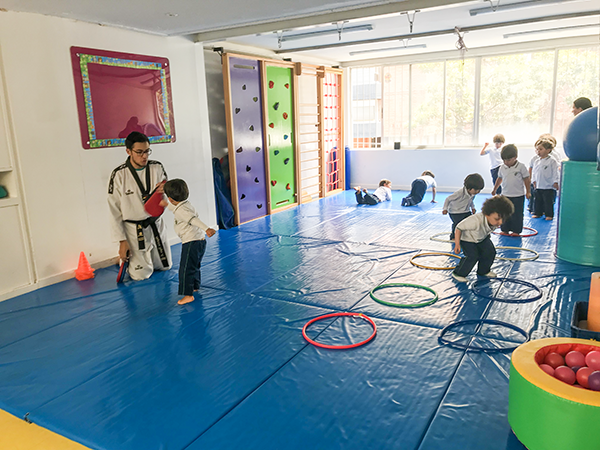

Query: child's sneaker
481,271,497,278
452,273,468,283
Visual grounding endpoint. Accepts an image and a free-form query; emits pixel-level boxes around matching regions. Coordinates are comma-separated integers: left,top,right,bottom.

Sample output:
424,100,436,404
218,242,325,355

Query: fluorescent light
280,24,373,43
504,23,600,38
470,0,574,17
349,44,427,56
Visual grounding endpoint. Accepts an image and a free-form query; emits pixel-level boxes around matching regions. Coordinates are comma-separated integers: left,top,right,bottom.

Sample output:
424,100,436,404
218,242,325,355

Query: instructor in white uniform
108,132,172,280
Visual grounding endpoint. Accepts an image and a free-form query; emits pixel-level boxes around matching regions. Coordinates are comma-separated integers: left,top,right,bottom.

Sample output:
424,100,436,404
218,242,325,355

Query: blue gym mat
0,190,592,450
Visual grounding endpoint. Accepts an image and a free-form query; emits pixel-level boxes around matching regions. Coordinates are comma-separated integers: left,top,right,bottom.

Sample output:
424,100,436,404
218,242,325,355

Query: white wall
0,11,215,296
348,147,541,192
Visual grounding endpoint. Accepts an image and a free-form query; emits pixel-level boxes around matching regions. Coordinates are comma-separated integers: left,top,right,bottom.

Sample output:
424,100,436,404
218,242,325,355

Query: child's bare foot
545,217,553,221
354,186,361,191
362,188,368,193
178,295,195,305
531,215,541,218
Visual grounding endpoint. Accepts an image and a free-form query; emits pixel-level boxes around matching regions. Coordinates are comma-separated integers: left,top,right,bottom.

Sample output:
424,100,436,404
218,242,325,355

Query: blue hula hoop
439,319,529,352
471,277,542,303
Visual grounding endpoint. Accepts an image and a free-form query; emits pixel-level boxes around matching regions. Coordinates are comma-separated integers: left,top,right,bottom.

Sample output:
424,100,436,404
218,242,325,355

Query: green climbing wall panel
266,66,296,210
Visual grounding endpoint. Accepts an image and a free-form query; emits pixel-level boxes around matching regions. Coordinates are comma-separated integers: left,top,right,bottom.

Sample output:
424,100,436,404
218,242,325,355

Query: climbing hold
242,85,246,90
249,125,254,131
274,150,280,155
235,108,240,114
284,135,289,140
283,112,288,120
286,183,291,190
274,102,279,110
255,147,261,152
257,204,263,209
236,147,243,153
269,123,274,128
246,165,251,172
240,194,246,199
269,81,274,89
284,158,290,165
284,83,289,89
271,180,277,186
254,177,259,183
253,97,258,102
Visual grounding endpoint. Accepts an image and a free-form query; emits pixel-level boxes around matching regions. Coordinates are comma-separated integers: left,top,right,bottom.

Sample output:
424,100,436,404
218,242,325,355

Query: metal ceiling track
274,10,599,53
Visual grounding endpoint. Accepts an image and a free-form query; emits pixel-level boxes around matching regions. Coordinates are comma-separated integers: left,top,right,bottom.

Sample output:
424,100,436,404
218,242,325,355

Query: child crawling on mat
160,179,216,305
451,195,514,283
354,179,392,205
401,171,436,206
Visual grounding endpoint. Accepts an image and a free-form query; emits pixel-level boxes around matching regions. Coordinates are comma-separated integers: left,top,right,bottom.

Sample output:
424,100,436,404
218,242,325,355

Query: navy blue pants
179,239,207,296
534,189,556,218
501,195,525,234
491,166,502,195
402,179,427,206
355,190,380,205
453,236,496,277
449,212,472,240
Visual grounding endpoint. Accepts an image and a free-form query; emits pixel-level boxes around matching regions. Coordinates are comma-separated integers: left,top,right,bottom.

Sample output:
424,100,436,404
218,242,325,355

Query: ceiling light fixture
349,43,426,56
278,24,373,43
470,0,576,17
503,22,600,38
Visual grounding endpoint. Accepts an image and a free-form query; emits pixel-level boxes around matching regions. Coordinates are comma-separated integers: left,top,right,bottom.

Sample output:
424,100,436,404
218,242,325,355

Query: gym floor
0,190,593,450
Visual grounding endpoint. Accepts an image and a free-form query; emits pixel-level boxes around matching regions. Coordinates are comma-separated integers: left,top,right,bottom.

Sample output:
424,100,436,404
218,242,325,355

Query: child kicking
452,195,515,283
354,179,392,205
443,173,484,240
161,179,216,305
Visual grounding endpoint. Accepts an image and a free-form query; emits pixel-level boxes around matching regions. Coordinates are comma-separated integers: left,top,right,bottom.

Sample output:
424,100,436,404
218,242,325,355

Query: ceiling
1,0,598,63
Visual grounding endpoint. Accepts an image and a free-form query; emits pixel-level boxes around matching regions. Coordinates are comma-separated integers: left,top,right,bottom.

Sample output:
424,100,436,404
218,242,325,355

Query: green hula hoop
495,246,539,261
370,283,439,308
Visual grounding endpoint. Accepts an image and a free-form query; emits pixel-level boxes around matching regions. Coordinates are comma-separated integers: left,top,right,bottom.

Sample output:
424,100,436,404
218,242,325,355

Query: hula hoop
495,246,539,261
471,277,543,303
302,312,377,350
492,226,538,237
439,319,529,352
370,283,439,308
430,232,454,243
410,252,461,270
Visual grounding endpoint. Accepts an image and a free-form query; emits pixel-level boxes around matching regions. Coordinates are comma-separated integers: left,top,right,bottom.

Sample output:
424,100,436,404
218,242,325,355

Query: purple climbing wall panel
229,57,268,223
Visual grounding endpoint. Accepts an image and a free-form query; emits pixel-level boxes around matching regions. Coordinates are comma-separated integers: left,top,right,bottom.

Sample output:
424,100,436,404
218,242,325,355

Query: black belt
124,217,169,268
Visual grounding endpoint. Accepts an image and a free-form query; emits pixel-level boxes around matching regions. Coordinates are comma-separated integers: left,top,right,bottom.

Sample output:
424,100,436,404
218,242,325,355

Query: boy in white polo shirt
491,145,531,235
443,173,485,240
452,195,515,283
354,179,392,205
161,179,216,305
531,137,560,220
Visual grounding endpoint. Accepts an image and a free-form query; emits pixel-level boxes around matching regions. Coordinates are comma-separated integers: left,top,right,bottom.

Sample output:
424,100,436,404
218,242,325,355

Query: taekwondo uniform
108,157,172,280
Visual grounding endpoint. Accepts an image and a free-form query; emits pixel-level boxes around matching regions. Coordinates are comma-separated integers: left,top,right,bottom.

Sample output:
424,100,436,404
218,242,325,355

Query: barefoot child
161,179,216,305
354,179,392,205
452,195,515,283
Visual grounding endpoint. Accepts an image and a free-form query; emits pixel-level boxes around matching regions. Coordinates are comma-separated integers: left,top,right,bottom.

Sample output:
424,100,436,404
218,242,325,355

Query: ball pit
509,338,600,450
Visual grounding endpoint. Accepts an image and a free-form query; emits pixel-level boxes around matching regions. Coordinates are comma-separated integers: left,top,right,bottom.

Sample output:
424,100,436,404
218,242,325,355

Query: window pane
553,47,600,141
480,52,554,144
411,62,444,146
382,65,409,148
445,59,475,146
351,67,382,148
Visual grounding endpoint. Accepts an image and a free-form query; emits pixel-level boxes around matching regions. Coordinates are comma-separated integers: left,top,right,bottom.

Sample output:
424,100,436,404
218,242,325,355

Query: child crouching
452,195,514,283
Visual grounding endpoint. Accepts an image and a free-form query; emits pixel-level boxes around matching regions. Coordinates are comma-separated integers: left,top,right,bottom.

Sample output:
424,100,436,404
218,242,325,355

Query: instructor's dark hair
125,131,149,150
482,195,514,221
573,97,592,111
164,179,189,202
464,173,484,191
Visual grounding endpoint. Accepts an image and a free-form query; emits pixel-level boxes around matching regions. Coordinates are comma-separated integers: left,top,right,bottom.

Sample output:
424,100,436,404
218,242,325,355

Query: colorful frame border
71,47,176,149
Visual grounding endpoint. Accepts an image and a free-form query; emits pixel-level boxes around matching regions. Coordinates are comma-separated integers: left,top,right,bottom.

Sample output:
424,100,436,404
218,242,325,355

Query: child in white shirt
402,171,437,206
531,138,560,220
354,179,392,205
480,133,505,195
443,173,484,240
161,179,216,305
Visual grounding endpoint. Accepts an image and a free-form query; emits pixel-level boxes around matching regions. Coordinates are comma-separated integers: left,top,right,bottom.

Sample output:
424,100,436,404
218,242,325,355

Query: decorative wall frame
70,47,176,149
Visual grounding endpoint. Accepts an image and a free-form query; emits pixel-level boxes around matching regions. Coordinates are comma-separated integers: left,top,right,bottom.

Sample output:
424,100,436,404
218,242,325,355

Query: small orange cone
75,251,95,281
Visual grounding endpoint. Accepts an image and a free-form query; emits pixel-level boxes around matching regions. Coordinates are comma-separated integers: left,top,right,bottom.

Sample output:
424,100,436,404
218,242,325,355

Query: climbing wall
266,66,296,211
226,57,268,224
321,71,343,194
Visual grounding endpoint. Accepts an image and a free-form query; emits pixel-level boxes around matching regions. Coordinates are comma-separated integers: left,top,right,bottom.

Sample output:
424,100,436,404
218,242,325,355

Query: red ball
544,352,565,369
576,367,594,389
585,351,600,371
565,351,586,368
554,366,576,385
539,364,555,376
589,371,600,391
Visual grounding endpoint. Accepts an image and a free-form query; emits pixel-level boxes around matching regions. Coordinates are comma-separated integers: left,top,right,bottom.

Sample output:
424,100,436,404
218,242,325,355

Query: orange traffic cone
75,251,95,281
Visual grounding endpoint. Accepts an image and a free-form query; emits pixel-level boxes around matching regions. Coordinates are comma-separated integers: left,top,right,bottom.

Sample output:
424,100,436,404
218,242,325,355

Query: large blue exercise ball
563,106,599,162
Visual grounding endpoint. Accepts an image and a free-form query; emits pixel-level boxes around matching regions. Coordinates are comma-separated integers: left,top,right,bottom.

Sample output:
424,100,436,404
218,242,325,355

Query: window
349,45,599,149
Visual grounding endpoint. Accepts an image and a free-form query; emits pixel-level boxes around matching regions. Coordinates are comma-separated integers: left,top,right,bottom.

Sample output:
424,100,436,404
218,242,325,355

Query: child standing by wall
452,195,515,283
161,179,216,305
531,137,560,220
491,144,531,235
480,134,504,195
354,179,392,205
401,171,436,206
443,173,485,240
